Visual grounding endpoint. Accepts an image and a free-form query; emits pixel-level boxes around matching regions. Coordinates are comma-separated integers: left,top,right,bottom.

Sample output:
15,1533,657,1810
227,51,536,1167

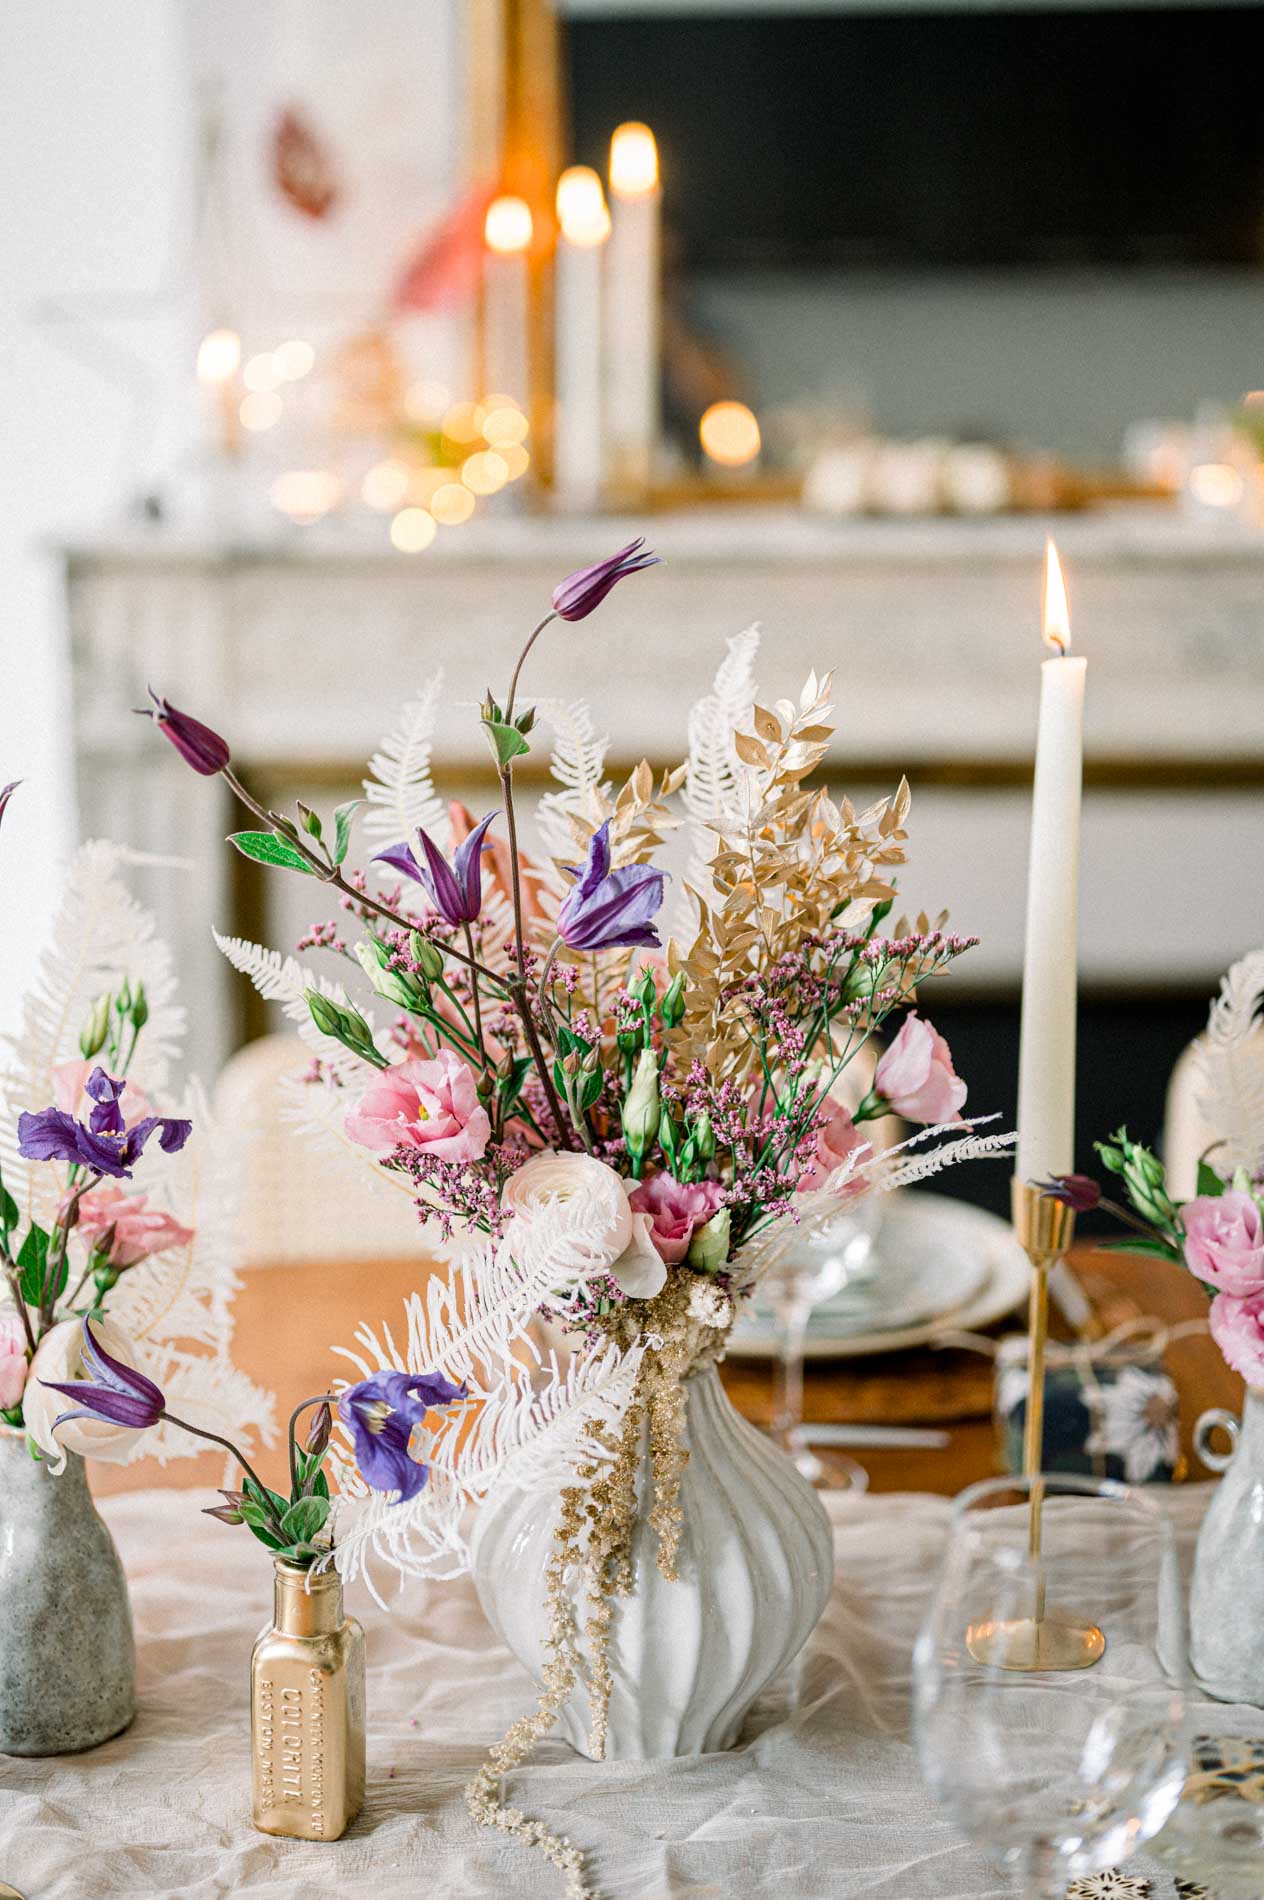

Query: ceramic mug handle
1194,1407,1240,1473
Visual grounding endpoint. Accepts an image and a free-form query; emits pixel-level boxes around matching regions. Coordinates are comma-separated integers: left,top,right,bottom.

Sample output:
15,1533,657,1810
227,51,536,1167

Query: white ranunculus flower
501,1150,667,1300
23,1316,150,1473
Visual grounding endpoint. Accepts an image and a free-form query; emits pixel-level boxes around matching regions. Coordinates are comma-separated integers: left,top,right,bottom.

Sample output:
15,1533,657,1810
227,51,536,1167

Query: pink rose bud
1181,1190,1264,1298
873,1013,967,1125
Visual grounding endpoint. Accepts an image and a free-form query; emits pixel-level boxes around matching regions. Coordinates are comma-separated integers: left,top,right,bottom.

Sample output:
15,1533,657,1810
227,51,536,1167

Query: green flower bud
622,1048,661,1158
306,990,344,1038
688,1206,731,1274
660,970,686,1028
79,993,112,1059
635,966,658,1011
690,1110,715,1162
409,932,445,981
616,1025,641,1055
129,982,148,1030
297,802,323,839
358,934,392,971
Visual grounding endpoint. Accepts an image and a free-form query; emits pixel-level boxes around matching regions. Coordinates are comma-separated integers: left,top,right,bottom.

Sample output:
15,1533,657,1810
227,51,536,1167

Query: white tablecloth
0,1485,1255,1900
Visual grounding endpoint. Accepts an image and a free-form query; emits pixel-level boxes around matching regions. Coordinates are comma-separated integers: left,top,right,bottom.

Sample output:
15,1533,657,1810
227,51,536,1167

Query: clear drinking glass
913,1474,1188,1898
763,1203,878,1489
1150,1732,1264,1898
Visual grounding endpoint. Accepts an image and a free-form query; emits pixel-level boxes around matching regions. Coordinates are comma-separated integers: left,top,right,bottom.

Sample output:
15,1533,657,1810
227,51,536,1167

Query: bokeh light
431,483,476,526
390,508,438,552
699,400,761,468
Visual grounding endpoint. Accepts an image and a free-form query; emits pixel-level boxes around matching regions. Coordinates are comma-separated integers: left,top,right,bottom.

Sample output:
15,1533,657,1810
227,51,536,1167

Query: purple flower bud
1040,1173,1101,1213
304,1401,333,1458
136,688,230,776
551,538,659,622
0,781,20,830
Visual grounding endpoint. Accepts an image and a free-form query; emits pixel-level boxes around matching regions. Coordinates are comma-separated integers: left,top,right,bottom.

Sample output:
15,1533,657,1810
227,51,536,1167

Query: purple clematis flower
339,1369,467,1503
18,1066,192,1180
1040,1173,1102,1214
0,780,20,830
42,1317,166,1432
551,537,659,622
556,819,666,953
373,812,497,926
135,687,231,776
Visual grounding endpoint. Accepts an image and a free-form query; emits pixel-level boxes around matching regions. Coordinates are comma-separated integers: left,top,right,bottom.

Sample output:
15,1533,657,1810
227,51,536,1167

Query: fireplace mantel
66,506,1264,1076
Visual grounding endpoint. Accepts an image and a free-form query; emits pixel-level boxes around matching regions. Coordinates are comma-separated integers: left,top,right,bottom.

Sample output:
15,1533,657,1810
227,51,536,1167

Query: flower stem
1,1250,36,1355
461,922,487,1061
160,1409,283,1533
504,611,556,724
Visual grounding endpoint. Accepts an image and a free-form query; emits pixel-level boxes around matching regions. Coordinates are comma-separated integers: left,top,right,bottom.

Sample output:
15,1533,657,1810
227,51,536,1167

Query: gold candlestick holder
966,1178,1106,1672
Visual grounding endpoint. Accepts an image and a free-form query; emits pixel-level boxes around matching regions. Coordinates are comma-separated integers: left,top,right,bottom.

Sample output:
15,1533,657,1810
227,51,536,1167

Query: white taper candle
605,123,660,498
1016,541,1087,1184
553,167,609,513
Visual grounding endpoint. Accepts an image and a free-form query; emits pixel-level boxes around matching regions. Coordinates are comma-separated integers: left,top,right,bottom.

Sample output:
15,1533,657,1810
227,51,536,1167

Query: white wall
0,0,195,1029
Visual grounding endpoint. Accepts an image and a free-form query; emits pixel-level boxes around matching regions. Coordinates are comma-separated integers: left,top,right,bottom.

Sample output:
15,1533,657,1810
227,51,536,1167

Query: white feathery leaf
130,1350,277,1465
213,931,382,1085
1193,946,1264,1173
535,697,610,864
676,626,761,929
362,670,446,846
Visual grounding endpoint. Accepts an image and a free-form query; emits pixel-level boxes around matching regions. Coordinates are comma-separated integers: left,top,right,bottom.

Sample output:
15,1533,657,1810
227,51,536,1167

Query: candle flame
556,166,611,247
1042,540,1071,655
484,195,533,256
609,123,659,199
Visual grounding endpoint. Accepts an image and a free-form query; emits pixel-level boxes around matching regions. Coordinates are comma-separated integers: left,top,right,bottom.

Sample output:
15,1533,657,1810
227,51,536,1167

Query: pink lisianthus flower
629,1174,724,1265
1209,1290,1264,1387
345,1050,491,1163
803,1097,873,1198
52,1059,147,1123
873,1014,967,1125
0,1310,29,1411
76,1182,194,1268
1181,1190,1264,1298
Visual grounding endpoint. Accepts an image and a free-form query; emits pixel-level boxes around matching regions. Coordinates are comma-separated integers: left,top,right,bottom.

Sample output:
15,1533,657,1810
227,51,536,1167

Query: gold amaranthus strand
465,1275,727,1894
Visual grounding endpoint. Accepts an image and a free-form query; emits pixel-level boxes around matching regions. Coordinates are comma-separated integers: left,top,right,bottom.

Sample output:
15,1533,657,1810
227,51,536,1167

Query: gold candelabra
966,1179,1106,1671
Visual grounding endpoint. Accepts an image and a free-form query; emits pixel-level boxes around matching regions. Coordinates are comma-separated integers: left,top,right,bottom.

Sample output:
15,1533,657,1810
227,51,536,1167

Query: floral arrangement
141,541,1011,1891
0,801,273,1470
1047,944,1264,1389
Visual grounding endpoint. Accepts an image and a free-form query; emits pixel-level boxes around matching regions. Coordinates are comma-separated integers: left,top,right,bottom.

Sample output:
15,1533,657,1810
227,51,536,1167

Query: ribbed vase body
472,1363,834,1759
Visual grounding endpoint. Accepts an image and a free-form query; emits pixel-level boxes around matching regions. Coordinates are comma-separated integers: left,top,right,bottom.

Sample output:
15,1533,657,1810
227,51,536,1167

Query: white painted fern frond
0,840,186,1230
213,932,382,1084
362,670,446,846
132,1349,277,1465
676,626,761,929
535,697,610,864
1193,947,1264,1174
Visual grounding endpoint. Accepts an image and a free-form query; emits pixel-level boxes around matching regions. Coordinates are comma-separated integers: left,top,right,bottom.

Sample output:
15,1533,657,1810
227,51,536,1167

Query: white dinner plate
727,1191,1030,1359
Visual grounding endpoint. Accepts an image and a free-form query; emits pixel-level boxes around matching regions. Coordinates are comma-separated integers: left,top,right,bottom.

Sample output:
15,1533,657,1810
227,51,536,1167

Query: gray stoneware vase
472,1361,834,1759
0,1429,136,1755
1190,1386,1264,1706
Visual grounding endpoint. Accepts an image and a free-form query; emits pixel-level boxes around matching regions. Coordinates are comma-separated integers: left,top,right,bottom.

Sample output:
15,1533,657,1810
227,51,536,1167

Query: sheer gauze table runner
0,1486,1255,1899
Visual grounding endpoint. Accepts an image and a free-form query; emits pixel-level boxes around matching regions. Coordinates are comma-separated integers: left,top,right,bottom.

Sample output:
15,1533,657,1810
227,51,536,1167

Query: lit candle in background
1016,541,1087,1185
554,166,610,514
551,164,612,513
605,122,660,500
483,195,533,414
699,400,761,474
196,325,243,457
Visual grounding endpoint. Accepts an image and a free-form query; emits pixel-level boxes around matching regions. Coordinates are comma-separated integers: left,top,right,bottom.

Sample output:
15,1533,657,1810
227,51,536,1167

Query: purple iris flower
42,1318,166,1433
556,820,666,952
373,812,497,926
18,1066,192,1180
551,538,659,622
339,1369,467,1503
136,688,231,776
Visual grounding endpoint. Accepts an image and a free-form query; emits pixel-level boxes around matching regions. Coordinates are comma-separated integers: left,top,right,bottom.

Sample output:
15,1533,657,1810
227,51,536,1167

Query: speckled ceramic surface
1190,1387,1264,1707
0,1429,135,1756
472,1362,834,1760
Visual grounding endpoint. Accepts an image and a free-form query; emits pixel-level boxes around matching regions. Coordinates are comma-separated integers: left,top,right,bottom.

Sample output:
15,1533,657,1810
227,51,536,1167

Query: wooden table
90,1243,1241,1504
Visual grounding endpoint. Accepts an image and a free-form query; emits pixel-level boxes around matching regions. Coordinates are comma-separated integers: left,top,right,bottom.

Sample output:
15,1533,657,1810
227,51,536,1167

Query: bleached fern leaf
362,670,446,846
130,1350,277,1465
213,932,381,1085
1193,947,1264,1174
0,840,186,1230
676,626,761,929
535,697,610,864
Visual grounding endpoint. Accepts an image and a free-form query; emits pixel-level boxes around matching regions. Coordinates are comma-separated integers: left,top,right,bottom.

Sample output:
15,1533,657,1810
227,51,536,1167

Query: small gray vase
0,1428,136,1755
1190,1386,1264,1706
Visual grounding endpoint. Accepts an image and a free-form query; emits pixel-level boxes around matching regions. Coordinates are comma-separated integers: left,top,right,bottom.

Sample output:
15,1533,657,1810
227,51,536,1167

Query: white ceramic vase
1190,1386,1264,1705
471,1362,834,1760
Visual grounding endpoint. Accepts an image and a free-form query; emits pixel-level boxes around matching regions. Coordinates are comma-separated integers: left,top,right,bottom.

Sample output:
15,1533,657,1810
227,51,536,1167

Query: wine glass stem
773,1302,810,1447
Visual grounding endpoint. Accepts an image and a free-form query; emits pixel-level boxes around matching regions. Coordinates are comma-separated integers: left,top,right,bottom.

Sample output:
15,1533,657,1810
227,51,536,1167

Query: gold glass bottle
251,1557,365,1841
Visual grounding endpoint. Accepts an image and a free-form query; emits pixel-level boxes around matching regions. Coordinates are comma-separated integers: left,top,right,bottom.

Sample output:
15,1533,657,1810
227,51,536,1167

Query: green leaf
228,831,314,874
280,1495,331,1545
244,1477,290,1521
244,1517,288,1553
481,719,531,768
0,1183,18,1235
332,799,362,868
17,1224,53,1306
1196,1160,1227,1199
282,1542,326,1565
1092,1235,1184,1263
